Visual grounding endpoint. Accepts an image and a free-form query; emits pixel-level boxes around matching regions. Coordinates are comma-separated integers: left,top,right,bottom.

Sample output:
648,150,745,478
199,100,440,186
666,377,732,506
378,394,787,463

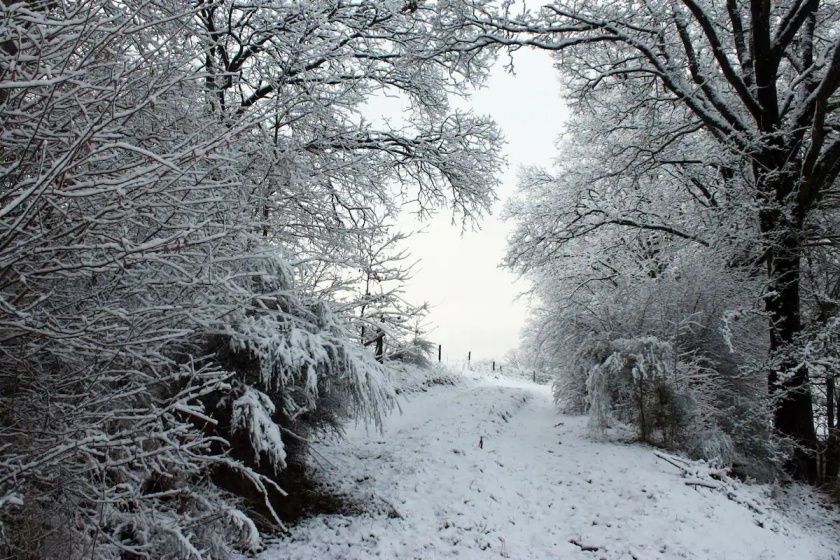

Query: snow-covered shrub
583,337,697,447
207,285,393,459
555,336,614,414
710,369,788,480
0,1,499,557
686,427,736,468
508,195,777,473
387,362,460,395
503,81,794,476
0,2,263,554
561,333,772,474
388,335,437,369
585,349,615,433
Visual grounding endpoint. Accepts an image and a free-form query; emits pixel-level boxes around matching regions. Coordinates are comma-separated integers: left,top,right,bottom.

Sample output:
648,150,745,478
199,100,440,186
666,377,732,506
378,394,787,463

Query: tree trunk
374,330,384,363
764,227,818,482
826,373,839,482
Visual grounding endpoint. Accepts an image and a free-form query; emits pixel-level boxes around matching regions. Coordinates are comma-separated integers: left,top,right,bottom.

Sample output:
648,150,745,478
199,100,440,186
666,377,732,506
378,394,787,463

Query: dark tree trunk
763,225,818,482
826,373,839,481
374,331,384,363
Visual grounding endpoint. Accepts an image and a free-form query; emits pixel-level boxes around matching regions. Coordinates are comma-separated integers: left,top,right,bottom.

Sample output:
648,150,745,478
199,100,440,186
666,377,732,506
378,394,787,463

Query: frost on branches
0,1,501,558
484,0,840,484
505,118,779,480
582,337,735,468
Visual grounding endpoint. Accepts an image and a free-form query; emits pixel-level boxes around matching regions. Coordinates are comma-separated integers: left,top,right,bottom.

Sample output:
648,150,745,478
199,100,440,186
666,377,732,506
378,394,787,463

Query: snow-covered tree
0,1,502,557
473,0,840,482
194,0,503,363
502,96,783,474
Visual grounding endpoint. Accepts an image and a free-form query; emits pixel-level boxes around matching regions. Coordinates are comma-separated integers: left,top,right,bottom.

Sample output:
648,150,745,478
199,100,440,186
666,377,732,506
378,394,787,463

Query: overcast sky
395,49,569,364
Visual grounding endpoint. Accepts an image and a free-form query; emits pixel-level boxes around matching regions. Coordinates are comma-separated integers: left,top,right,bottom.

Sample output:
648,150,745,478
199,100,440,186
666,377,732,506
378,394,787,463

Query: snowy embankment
256,368,840,560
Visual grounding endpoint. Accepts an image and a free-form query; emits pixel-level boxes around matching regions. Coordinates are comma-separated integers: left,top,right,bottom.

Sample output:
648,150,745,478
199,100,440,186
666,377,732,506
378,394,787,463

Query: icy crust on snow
255,369,840,560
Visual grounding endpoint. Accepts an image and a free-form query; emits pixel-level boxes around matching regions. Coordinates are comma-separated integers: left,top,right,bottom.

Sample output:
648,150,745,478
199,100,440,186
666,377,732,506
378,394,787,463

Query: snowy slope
256,369,840,560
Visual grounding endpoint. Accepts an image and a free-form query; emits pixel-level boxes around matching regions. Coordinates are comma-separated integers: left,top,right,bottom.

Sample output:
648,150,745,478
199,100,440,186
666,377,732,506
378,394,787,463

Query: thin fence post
438,344,441,362
533,370,536,382
492,361,495,372
468,351,471,363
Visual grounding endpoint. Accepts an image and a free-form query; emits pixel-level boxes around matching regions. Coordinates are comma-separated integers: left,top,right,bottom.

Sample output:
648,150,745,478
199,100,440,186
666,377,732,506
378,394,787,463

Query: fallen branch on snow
684,478,720,489
569,538,599,552
653,452,764,515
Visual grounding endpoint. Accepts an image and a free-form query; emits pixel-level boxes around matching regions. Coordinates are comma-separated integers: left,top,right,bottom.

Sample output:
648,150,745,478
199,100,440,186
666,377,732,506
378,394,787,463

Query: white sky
367,49,568,364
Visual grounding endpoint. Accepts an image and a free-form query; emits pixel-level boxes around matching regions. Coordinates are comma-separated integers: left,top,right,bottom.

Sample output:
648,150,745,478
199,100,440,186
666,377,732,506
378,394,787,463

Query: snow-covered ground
256,369,840,559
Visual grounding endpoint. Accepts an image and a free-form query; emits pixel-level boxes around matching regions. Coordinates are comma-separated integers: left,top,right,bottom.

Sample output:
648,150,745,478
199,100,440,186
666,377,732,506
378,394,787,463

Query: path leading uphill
258,370,840,559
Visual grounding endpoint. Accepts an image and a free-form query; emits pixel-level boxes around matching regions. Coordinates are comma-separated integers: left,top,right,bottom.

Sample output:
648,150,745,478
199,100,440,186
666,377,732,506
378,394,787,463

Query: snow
254,369,840,560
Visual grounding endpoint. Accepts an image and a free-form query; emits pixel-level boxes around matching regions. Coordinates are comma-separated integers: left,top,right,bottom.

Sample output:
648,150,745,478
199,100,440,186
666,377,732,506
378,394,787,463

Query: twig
654,451,691,474
684,478,719,489
569,539,599,552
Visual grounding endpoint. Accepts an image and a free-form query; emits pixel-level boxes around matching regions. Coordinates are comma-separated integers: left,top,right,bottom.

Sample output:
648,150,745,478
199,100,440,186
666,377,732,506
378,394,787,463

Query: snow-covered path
258,372,840,559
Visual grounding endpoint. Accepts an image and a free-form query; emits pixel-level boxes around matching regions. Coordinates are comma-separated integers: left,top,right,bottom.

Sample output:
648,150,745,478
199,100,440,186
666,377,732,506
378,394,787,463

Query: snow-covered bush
387,362,460,395
549,328,773,474
0,1,501,557
555,335,614,414
0,2,268,554
207,284,394,464
577,336,752,470
582,337,696,447
388,335,437,369
193,281,395,528
508,162,776,474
